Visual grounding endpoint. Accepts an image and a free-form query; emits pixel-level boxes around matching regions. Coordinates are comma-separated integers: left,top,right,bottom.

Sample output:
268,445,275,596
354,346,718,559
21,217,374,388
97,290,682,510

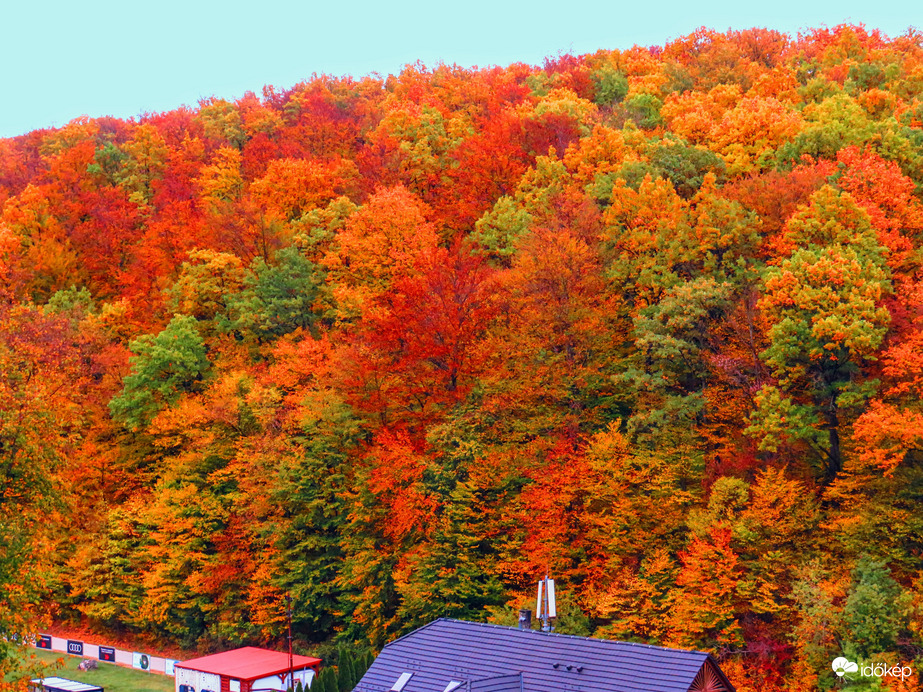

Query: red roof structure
179,647,321,680
176,647,321,692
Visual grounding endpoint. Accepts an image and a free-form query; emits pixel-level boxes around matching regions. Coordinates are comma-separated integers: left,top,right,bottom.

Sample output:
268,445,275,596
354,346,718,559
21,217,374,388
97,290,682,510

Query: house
28,677,104,692
175,646,322,692
353,618,735,692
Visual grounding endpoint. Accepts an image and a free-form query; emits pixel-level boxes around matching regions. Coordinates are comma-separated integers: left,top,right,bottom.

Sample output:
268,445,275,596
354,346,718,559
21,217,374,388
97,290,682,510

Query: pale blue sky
0,0,917,138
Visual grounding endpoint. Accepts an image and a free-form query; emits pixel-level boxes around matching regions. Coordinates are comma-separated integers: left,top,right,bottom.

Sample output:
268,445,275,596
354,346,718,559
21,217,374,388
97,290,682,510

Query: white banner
31,637,174,677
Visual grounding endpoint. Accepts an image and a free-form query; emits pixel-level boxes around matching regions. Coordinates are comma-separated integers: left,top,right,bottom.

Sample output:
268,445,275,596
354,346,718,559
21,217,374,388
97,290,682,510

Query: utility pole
286,594,294,692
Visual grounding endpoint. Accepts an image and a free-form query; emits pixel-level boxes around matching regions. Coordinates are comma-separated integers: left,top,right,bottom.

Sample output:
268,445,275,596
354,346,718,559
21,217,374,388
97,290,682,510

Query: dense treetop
2,24,923,691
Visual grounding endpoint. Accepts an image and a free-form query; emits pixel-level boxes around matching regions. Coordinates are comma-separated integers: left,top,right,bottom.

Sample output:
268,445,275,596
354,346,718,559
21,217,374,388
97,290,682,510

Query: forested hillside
2,24,923,691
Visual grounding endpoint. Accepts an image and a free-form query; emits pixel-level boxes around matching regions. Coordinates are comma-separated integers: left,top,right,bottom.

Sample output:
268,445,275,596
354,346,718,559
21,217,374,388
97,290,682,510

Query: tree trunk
825,400,841,482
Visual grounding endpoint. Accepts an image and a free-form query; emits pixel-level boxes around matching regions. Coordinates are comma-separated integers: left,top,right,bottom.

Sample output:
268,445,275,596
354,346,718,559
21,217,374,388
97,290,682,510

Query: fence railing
33,634,178,676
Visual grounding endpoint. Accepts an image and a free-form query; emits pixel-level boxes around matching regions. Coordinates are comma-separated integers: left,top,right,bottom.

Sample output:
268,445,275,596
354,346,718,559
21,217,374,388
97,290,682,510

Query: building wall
251,673,287,691
220,676,244,692
250,667,315,691
175,666,221,692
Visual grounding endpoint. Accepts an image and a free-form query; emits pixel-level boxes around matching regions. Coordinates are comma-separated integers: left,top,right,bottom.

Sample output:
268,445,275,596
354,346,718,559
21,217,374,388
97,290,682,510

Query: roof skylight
391,672,414,692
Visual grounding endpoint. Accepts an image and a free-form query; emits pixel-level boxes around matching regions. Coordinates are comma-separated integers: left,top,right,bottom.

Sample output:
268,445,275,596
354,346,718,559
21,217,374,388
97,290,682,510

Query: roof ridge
436,618,712,658
381,618,445,649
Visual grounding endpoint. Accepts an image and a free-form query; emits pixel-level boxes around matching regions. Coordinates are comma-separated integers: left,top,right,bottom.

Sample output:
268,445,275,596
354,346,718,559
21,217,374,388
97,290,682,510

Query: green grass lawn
7,649,174,692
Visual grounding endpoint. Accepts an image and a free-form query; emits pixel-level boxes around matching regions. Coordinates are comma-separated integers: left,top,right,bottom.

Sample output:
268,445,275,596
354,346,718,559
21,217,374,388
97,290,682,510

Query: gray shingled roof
354,618,735,692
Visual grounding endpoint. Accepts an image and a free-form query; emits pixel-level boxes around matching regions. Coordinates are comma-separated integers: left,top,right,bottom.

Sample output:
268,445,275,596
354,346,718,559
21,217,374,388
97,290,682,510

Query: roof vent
442,682,463,692
391,673,414,692
552,663,560,669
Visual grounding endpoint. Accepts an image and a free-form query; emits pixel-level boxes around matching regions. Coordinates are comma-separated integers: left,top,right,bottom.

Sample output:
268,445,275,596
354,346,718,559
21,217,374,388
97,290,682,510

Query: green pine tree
325,665,340,692
337,647,355,692
843,557,911,659
273,391,361,641
312,666,329,692
350,651,368,686
395,478,505,632
227,246,325,341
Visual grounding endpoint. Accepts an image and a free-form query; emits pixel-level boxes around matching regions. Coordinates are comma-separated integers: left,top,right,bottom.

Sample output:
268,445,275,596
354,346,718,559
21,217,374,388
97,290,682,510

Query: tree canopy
3,24,923,690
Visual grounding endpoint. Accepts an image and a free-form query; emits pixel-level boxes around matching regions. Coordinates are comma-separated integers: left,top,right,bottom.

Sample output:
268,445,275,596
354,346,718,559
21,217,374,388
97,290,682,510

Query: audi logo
67,641,83,654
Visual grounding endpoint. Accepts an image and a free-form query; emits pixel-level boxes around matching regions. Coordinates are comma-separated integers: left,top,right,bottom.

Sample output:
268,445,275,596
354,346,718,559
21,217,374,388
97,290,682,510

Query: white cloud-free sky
1,0,918,138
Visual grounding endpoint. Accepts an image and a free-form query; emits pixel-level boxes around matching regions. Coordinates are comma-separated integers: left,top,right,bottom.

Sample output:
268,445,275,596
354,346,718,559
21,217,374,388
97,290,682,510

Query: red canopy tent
175,647,321,692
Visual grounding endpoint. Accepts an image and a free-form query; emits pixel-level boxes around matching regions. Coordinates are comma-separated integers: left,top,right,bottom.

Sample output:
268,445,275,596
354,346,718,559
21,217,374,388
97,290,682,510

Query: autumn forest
2,23,923,691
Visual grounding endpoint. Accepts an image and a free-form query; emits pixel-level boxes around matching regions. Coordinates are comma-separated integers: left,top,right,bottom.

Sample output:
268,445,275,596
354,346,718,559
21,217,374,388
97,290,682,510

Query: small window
391,672,413,692
443,682,463,692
